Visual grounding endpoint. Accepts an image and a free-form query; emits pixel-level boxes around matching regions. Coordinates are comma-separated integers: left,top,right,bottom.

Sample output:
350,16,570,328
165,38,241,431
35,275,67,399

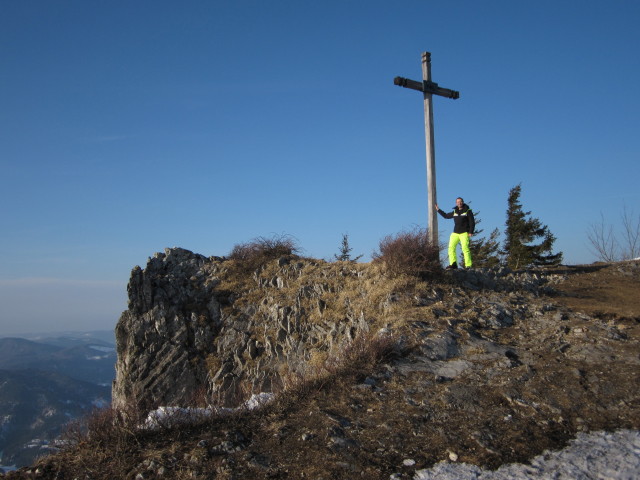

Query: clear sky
1,0,639,335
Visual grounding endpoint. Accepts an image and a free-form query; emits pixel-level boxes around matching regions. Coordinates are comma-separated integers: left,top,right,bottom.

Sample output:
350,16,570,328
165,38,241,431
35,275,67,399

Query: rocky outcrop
113,248,219,411
112,248,374,411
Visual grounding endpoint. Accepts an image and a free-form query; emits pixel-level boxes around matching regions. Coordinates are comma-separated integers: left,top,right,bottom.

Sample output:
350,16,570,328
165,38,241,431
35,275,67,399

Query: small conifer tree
464,205,501,268
334,234,362,262
502,184,562,269
470,226,502,268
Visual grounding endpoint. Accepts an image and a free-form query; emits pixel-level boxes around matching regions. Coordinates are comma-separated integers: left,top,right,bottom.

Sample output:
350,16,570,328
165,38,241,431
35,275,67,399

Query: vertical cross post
394,51,459,247
422,52,438,246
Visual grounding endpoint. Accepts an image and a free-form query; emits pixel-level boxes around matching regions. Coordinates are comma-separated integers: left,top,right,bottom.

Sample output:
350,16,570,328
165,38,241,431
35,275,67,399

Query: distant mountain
0,338,61,367
0,337,116,386
0,332,117,469
17,330,116,348
0,369,110,468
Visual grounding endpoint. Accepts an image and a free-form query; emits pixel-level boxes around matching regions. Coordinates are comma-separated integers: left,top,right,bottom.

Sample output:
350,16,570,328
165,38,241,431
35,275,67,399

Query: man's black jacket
437,204,475,234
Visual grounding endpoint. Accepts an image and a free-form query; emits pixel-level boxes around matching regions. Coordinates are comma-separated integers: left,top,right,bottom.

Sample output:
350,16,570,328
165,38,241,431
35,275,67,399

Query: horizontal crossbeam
393,76,460,99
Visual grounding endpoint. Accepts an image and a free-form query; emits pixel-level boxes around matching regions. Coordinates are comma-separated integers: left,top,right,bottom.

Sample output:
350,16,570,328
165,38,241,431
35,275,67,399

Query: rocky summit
112,247,376,412
4,248,639,479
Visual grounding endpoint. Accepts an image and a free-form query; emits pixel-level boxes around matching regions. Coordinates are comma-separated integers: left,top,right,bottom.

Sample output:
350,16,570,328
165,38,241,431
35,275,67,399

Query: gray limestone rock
112,248,375,412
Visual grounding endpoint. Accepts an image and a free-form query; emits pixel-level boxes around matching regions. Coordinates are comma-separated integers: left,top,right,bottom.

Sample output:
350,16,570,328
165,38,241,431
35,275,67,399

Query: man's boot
446,262,458,270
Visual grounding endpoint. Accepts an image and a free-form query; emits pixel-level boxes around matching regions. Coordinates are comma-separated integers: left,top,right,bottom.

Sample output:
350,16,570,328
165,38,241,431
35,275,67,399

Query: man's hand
435,204,439,211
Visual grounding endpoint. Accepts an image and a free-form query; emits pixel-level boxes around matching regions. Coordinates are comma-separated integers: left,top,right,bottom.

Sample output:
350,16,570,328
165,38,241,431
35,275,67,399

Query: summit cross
394,51,460,246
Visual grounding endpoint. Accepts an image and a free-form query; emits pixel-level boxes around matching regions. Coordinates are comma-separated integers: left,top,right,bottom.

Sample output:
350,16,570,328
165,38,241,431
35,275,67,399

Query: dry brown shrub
372,227,442,279
229,234,300,265
60,399,143,454
330,332,398,376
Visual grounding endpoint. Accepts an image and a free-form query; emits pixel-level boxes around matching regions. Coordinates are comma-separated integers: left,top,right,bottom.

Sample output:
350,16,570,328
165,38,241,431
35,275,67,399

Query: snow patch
141,392,275,430
413,430,640,480
88,345,115,353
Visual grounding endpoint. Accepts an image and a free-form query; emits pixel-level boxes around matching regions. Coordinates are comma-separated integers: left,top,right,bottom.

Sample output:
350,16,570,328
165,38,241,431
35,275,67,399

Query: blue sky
1,0,639,335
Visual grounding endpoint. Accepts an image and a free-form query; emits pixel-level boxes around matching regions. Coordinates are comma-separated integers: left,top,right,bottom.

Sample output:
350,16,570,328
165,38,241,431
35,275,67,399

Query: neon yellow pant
448,232,472,267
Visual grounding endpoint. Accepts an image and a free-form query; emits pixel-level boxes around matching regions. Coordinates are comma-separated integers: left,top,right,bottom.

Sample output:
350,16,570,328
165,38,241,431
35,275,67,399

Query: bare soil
550,262,640,320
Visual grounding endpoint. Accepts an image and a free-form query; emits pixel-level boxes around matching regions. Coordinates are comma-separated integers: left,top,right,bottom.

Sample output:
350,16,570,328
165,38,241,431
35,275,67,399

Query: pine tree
464,205,501,268
502,184,563,269
470,226,502,268
334,234,362,262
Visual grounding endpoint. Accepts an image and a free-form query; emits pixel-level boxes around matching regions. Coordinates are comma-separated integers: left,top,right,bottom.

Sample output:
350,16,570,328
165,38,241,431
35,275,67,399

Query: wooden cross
394,51,459,247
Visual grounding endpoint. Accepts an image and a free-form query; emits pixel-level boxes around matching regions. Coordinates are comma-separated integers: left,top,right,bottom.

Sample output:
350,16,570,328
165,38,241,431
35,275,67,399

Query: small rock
554,312,569,321
329,436,358,449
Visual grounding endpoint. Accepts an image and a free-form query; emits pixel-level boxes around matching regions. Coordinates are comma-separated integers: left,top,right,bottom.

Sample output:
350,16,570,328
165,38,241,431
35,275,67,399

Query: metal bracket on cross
393,77,460,99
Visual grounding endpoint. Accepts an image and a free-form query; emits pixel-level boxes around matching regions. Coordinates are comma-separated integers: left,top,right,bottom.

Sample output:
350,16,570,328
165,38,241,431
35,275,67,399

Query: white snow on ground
413,430,640,480
141,392,275,430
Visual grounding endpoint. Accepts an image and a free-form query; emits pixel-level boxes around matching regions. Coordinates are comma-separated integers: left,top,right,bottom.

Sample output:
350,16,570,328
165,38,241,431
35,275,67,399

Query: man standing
435,197,475,269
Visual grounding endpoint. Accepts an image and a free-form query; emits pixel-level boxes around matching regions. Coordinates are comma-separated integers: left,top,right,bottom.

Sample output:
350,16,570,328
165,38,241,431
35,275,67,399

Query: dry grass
552,261,640,319
275,330,400,396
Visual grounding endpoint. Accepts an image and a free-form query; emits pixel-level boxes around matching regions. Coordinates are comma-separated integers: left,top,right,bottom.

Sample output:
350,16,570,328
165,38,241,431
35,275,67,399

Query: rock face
113,248,219,411
112,248,373,411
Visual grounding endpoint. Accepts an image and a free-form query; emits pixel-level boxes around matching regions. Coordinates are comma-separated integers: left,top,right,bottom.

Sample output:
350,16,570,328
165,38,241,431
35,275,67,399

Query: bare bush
228,234,301,274
372,227,442,279
229,234,300,262
587,213,619,262
327,332,397,376
587,206,640,262
620,206,640,259
60,402,142,454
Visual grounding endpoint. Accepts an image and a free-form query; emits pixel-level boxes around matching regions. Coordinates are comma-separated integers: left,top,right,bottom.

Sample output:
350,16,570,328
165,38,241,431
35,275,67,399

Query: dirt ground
550,261,640,319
